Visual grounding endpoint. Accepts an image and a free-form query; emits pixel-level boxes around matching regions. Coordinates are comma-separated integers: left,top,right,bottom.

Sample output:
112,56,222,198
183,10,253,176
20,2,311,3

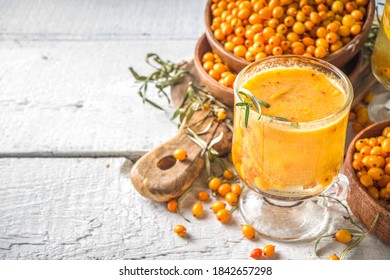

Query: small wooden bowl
194,33,234,107
204,0,375,72
344,120,390,244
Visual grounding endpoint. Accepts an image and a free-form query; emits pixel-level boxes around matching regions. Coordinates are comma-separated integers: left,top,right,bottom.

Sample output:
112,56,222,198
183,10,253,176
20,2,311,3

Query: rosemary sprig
177,186,193,223
340,213,380,260
314,195,380,259
235,89,270,128
236,88,298,128
129,53,188,110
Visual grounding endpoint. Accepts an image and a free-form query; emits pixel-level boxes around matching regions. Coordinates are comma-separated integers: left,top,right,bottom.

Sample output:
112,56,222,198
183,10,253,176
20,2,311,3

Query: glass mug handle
316,174,349,207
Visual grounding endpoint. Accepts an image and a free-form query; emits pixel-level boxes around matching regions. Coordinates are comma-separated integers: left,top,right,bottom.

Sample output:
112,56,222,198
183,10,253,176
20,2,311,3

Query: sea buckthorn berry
272,46,283,55
367,156,382,168
216,208,231,223
241,224,256,239
382,127,390,137
167,199,178,212
352,160,363,171
345,2,358,13
213,62,227,74
329,254,340,260
292,21,305,34
378,175,390,187
192,201,203,218
360,174,373,188
217,110,228,120
385,163,390,175
202,52,214,63
234,45,247,57
224,73,237,87
211,200,226,213
326,32,339,44
209,69,220,80
370,146,382,156
335,229,352,243
209,177,222,191
223,42,236,52
231,184,242,195
250,248,263,260
380,188,390,200
263,245,276,257
173,224,186,237
218,183,232,196
223,169,234,180
367,167,384,181
350,24,361,36
225,192,238,205
355,139,368,151
314,46,327,58
382,138,390,152
198,191,210,201
367,186,380,200
173,149,187,161
360,145,371,156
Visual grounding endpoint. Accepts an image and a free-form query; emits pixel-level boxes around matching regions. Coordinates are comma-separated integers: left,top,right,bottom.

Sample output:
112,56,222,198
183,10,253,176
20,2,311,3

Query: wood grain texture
0,40,198,154
0,158,389,260
0,0,207,41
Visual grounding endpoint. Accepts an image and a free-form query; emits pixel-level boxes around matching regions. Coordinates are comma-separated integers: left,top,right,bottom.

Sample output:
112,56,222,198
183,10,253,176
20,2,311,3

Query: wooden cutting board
130,61,232,202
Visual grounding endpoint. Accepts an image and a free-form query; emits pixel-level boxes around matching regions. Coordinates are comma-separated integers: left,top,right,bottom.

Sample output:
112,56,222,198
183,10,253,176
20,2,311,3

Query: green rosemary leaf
184,106,195,126
239,88,270,108
177,186,192,223
268,115,291,122
340,213,380,260
314,234,335,255
235,102,250,107
204,149,211,177
256,98,270,108
208,132,223,154
244,104,249,128
129,67,147,81
143,97,165,111
197,119,214,135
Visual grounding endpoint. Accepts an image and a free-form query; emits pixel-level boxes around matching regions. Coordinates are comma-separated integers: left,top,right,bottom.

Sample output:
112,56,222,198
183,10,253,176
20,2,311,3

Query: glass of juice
233,56,353,241
372,0,390,89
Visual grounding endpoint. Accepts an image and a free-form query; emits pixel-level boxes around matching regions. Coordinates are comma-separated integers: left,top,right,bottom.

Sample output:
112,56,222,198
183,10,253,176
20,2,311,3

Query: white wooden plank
0,0,207,41
0,40,200,153
0,158,388,260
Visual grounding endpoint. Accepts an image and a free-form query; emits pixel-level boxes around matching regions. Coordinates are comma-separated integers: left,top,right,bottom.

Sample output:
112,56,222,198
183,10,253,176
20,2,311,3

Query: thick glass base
239,188,329,242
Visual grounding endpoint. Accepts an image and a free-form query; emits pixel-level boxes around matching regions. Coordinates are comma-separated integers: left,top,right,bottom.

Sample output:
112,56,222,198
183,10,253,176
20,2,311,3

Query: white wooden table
0,0,389,260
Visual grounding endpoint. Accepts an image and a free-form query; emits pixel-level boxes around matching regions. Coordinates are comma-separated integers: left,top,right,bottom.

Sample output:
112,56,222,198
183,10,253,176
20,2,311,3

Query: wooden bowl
204,0,375,72
344,120,390,244
194,33,234,107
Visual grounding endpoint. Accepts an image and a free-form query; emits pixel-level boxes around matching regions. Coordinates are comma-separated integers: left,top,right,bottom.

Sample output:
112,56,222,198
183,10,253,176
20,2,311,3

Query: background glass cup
372,0,390,89
233,56,353,241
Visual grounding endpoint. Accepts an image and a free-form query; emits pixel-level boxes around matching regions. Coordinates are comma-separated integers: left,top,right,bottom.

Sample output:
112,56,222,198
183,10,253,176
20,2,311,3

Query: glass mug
372,0,390,89
232,56,353,241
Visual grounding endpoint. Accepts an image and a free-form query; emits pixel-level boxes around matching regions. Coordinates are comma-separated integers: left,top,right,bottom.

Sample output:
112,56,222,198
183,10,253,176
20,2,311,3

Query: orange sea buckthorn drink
233,56,353,201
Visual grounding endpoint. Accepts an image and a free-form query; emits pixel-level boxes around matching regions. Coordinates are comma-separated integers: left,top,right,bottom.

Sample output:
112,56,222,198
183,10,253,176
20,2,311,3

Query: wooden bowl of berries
194,33,236,107
344,120,390,245
204,0,375,72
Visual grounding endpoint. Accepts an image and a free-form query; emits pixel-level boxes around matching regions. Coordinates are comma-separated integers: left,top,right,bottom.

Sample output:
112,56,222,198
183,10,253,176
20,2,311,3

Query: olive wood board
130,61,232,202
